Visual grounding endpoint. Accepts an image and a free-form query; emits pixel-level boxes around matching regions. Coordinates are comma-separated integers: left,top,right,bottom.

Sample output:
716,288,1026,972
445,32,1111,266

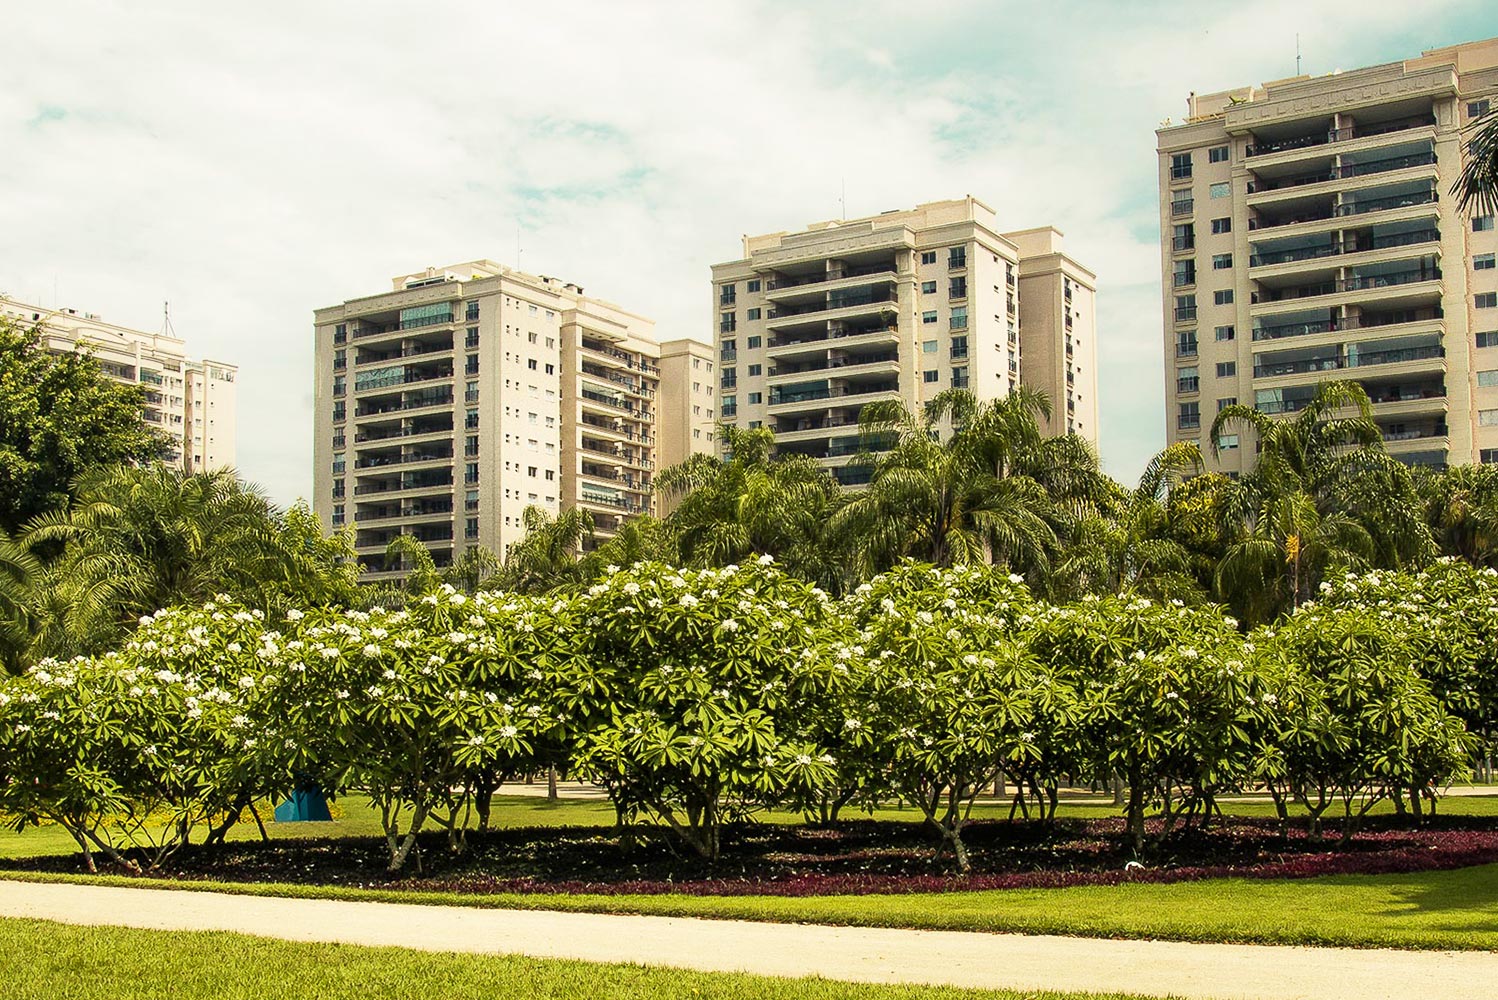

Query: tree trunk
547,766,558,802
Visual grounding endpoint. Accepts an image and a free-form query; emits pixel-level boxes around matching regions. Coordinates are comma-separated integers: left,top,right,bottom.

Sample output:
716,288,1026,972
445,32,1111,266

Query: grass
6,860,1497,952
0,917,1150,1000
5,790,1497,953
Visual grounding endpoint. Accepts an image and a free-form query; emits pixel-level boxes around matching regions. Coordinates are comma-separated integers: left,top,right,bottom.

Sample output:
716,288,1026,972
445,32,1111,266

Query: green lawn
0,918,1148,1000
8,860,1497,952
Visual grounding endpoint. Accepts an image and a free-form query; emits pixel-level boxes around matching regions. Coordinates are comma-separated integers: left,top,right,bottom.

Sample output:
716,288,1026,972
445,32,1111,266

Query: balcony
764,265,898,300
768,382,900,410
1336,189,1438,218
765,289,898,330
353,449,453,470
353,366,454,393
767,324,900,354
769,351,899,379
1253,265,1440,305
1245,115,1435,158
354,389,454,417
354,341,453,367
1247,149,1437,195
1253,344,1444,379
580,389,642,415
1249,227,1439,268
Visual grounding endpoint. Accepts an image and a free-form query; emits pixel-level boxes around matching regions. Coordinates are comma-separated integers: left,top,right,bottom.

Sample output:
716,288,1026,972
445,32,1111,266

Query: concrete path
1,879,1493,1000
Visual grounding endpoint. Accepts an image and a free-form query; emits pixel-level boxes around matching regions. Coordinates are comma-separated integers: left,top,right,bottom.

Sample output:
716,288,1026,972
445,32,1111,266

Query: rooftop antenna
1296,34,1302,75
162,301,176,338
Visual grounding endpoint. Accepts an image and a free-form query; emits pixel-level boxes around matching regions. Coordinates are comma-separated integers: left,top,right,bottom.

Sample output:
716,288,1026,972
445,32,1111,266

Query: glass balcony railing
770,382,899,406
1244,116,1434,158
1253,345,1444,378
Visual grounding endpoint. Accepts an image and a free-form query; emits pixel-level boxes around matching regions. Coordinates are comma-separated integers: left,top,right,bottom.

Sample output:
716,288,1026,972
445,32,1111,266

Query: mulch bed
6,814,1498,897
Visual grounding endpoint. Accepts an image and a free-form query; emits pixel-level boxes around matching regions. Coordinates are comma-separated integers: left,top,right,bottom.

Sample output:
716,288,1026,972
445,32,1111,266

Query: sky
2,0,1492,505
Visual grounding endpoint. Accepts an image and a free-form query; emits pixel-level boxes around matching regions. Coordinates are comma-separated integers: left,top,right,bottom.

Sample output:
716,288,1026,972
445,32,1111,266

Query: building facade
709,197,1098,485
1,297,237,471
1157,37,1498,474
313,262,701,577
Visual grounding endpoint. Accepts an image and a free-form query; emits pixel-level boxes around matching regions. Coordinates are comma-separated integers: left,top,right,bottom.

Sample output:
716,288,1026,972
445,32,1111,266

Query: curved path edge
1,879,1492,1000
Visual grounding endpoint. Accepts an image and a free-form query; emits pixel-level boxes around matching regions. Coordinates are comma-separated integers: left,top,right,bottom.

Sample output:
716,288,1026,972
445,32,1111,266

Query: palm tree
0,534,40,672
830,390,1057,580
1421,464,1498,568
1206,381,1422,620
658,425,845,588
493,506,597,594
1053,442,1205,601
1454,105,1498,217
21,466,288,657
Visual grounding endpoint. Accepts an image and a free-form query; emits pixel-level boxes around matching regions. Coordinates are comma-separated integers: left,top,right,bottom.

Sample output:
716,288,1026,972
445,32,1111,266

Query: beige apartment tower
1157,38,1498,473
1,296,238,471
709,197,1098,483
312,262,707,579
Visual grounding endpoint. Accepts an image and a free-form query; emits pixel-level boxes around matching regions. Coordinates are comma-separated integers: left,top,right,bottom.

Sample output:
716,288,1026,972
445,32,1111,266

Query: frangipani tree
569,558,844,859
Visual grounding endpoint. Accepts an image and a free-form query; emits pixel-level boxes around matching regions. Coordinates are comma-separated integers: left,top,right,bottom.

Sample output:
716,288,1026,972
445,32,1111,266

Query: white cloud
0,0,1486,500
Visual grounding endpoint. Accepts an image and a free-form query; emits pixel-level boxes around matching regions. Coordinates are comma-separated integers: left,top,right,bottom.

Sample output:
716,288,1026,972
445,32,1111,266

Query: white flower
962,654,979,666
320,647,339,659
843,718,863,730
285,609,305,621
237,676,256,690
680,594,700,608
499,725,518,739
757,554,774,566
720,618,739,632
362,644,381,658
1008,573,1024,584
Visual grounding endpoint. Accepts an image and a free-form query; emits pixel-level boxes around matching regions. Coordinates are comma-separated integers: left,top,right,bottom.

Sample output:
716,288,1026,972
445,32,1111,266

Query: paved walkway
1,879,1493,999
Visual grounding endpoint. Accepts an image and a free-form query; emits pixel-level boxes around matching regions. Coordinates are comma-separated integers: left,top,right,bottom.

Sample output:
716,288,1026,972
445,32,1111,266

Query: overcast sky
2,1,1490,505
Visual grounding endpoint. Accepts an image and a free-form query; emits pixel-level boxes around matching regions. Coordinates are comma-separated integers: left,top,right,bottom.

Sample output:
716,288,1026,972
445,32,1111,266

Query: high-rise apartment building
1,296,237,471
1157,37,1498,473
709,197,1098,484
313,262,702,578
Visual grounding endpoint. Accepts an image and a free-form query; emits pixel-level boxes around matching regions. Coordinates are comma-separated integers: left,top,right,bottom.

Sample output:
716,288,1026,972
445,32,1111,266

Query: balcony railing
768,289,896,320
766,265,896,290
1253,345,1444,378
770,351,899,377
1246,150,1437,193
354,451,453,470
1249,227,1439,267
1177,414,1201,429
1254,266,1440,304
767,325,900,349
1177,377,1200,394
354,389,454,416
1177,342,1199,358
354,368,454,392
355,343,453,366
1335,190,1438,218
1244,115,1434,157
1172,236,1195,252
1171,199,1194,217
354,425,452,443
581,389,640,414
770,383,899,406
1260,385,1445,414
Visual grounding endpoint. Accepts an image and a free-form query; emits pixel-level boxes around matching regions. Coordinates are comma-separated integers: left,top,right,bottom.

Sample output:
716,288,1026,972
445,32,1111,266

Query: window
747,335,762,349
720,311,736,333
331,504,344,527
466,354,479,374
1217,397,1237,411
1471,99,1492,119
1215,325,1235,341
545,469,555,481
1170,152,1192,180
527,358,538,370
721,339,737,358
720,283,736,305
920,251,937,265
545,363,555,375
1178,401,1200,429
1174,294,1196,322
1214,289,1234,305
1176,366,1199,393
922,340,938,354
1171,192,1194,217
747,391,763,404
1484,449,1498,464
1177,331,1198,357
1212,253,1233,270
1216,361,1237,377
1208,145,1229,163
528,331,538,344
1475,215,1495,232
1481,409,1498,426
466,380,479,402
1172,260,1196,287
747,307,761,320
1211,217,1232,234
332,400,345,421
949,306,968,330
922,310,938,324
1478,254,1496,271
1172,223,1194,252
1479,332,1498,348
1209,182,1229,199
950,335,969,358
949,277,967,298
746,279,761,293
333,323,347,344
331,375,345,397
923,370,939,383
1218,433,1240,450
1478,293,1498,309
1478,370,1498,387
465,301,479,321
331,451,345,474
921,280,937,294
948,246,967,268
747,364,762,376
